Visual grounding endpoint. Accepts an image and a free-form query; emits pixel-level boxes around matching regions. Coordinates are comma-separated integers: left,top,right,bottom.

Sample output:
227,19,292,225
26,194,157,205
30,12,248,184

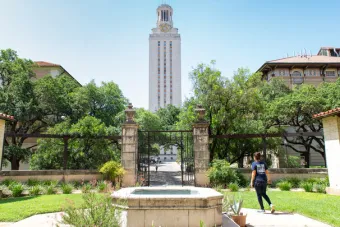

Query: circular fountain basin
112,186,223,227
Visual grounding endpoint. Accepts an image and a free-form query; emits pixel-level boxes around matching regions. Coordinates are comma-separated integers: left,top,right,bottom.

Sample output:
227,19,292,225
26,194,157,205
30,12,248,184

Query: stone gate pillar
121,104,138,187
314,108,340,195
193,105,210,187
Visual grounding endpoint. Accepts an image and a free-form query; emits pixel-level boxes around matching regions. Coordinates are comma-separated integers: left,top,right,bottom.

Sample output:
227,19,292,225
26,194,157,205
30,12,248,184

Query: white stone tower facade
149,4,181,112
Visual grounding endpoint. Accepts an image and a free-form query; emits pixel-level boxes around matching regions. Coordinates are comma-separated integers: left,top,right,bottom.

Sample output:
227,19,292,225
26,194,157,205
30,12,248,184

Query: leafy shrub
235,171,248,187
29,185,43,196
1,179,17,187
61,192,124,227
207,159,239,187
287,156,301,168
99,161,125,184
46,185,57,195
1,179,19,187
97,181,108,192
314,184,326,194
61,183,74,194
286,177,301,188
277,181,292,191
300,182,313,192
81,184,92,194
9,183,25,197
42,180,59,186
27,179,41,187
72,181,82,189
228,183,239,192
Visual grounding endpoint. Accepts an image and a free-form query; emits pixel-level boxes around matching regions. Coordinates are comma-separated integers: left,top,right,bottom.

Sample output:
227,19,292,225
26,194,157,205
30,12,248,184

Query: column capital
125,103,136,124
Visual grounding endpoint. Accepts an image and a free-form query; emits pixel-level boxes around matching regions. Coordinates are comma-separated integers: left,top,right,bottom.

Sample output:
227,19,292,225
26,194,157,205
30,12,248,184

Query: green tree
70,80,128,127
183,61,265,163
0,49,79,169
30,116,119,170
268,84,327,166
156,104,181,130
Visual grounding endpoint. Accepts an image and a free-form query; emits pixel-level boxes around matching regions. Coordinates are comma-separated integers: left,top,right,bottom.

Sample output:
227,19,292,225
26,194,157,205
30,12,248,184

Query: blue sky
1,0,340,108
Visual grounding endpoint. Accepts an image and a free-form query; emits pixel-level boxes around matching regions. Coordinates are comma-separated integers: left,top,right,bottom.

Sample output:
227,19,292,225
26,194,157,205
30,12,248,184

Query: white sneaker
270,204,275,213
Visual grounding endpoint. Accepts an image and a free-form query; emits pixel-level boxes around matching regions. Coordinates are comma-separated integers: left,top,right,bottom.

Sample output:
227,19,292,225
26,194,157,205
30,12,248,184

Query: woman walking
250,152,275,213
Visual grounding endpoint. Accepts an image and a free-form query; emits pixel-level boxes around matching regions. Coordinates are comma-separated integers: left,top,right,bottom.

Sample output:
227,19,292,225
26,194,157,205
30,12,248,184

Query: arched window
291,71,302,77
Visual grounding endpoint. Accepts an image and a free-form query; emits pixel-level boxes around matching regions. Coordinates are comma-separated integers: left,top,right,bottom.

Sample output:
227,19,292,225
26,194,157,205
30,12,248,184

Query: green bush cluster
208,159,248,188
0,178,114,198
274,177,329,193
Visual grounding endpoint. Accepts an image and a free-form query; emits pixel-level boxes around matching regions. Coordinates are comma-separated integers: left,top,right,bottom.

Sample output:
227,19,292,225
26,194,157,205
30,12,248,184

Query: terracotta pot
232,214,247,227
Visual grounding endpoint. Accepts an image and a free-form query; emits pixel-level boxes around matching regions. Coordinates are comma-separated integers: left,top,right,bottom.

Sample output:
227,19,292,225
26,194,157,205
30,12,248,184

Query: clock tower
149,4,181,112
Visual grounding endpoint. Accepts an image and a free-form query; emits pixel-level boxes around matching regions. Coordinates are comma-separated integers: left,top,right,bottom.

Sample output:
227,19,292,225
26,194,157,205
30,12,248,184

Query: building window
279,70,285,76
291,71,302,77
325,71,336,77
171,157,173,160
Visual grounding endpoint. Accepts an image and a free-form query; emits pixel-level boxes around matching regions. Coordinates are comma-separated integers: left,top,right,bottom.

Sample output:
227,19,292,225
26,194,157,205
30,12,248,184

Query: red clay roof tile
313,107,340,119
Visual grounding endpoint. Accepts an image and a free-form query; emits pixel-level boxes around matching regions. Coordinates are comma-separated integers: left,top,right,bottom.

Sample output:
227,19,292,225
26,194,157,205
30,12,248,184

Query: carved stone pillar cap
125,103,136,123
195,104,206,122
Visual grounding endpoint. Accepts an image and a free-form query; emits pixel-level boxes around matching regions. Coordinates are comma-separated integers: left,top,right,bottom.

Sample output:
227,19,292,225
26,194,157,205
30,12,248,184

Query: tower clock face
160,23,172,32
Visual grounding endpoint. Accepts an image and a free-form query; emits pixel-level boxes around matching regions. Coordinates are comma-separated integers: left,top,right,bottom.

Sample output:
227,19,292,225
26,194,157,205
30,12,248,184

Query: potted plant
223,195,247,227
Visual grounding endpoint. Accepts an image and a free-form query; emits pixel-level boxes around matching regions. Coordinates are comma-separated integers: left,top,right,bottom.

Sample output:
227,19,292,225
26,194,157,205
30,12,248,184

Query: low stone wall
0,168,328,184
237,168,328,181
0,170,102,182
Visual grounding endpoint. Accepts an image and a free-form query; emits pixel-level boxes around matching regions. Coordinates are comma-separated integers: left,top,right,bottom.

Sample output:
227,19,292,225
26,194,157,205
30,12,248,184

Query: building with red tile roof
257,47,340,88
34,61,81,86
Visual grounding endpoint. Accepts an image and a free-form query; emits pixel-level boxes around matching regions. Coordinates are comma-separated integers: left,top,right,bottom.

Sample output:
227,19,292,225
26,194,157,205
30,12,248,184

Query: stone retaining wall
0,170,102,182
237,168,328,181
0,168,328,183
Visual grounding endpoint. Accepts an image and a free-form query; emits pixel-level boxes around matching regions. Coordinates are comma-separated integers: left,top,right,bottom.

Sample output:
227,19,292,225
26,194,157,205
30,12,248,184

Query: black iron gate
137,130,194,186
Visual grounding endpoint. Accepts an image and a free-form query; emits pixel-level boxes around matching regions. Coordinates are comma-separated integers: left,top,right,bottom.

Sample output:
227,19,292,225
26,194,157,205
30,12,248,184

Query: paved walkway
237,208,332,227
0,208,332,227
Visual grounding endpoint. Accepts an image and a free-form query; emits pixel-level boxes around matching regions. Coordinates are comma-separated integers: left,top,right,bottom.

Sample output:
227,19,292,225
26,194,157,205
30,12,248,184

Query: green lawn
0,194,83,222
224,191,340,227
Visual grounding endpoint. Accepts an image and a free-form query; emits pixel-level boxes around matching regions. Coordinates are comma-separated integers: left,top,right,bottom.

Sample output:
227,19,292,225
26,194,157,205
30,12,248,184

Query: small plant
46,185,57,195
61,183,74,194
314,184,326,194
228,195,243,215
300,182,313,192
99,161,125,185
286,177,301,188
199,220,206,227
277,181,292,191
81,183,92,194
42,180,59,186
27,179,41,187
9,183,24,197
97,181,107,192
213,184,224,193
72,181,82,189
1,179,17,187
61,192,124,227
29,185,43,196
228,183,239,192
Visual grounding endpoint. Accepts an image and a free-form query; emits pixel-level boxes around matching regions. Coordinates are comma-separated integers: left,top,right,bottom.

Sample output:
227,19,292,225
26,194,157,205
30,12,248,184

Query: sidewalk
0,208,332,227
238,208,332,227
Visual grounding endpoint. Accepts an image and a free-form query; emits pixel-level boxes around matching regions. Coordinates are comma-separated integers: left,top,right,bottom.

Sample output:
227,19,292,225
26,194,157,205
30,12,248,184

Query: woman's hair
254,152,261,161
